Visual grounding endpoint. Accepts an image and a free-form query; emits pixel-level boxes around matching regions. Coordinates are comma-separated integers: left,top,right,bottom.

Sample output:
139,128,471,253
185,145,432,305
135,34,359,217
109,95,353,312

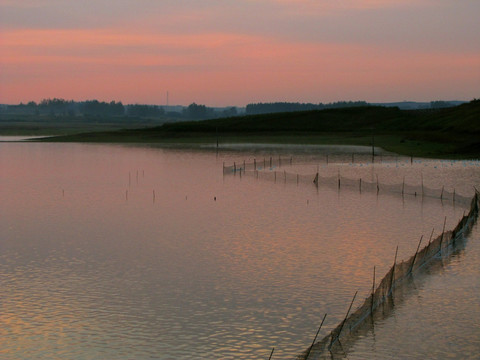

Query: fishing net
223,157,473,205
297,191,479,359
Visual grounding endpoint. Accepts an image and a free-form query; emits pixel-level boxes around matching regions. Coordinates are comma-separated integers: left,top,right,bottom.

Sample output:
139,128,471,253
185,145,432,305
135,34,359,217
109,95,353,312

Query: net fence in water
223,156,473,205
224,156,479,359
297,191,479,359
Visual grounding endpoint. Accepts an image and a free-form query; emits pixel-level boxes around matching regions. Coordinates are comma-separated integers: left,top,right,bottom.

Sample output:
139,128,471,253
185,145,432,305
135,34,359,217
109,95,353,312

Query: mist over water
0,142,478,359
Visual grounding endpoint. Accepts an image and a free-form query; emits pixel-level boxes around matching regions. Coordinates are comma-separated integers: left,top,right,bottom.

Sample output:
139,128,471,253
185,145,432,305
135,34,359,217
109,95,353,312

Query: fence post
439,216,447,254
329,291,358,350
371,266,376,315
408,235,423,275
389,246,399,295
268,347,274,360
304,313,327,360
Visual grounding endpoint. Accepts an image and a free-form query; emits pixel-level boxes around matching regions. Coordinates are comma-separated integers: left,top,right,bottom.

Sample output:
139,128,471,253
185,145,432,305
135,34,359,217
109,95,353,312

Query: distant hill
372,101,466,110
39,100,480,158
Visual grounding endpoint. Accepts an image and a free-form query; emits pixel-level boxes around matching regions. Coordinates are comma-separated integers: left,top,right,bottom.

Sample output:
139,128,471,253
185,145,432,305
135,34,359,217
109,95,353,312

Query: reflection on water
0,142,478,359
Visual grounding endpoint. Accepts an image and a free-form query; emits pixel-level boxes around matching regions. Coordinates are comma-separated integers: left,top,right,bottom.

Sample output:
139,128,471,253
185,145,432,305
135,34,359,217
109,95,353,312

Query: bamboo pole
439,216,447,254
389,246,399,295
304,313,327,360
370,266,376,315
329,291,358,350
408,235,423,275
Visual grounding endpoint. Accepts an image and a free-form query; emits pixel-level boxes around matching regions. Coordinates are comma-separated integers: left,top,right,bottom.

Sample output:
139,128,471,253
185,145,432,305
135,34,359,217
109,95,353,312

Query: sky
1,0,479,107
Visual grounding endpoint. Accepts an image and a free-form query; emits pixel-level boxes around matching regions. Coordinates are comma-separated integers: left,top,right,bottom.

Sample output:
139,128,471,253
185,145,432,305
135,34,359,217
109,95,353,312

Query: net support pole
304,313,327,360
439,216,447,255
268,347,274,360
389,246,399,295
408,235,423,275
329,291,357,351
370,266,376,315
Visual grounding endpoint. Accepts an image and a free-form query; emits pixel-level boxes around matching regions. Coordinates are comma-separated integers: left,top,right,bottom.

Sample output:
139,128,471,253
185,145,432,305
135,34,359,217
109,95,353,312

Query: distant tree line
245,101,370,115
0,98,238,121
126,104,165,117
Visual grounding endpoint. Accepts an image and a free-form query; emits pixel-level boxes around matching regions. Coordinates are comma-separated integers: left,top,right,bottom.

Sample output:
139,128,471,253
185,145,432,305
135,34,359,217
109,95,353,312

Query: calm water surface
0,142,478,359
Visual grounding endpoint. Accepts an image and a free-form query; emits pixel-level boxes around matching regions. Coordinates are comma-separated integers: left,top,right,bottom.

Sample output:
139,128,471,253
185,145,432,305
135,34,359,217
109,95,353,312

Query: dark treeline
0,98,239,120
1,98,465,120
245,101,370,115
2,98,126,117
126,104,165,117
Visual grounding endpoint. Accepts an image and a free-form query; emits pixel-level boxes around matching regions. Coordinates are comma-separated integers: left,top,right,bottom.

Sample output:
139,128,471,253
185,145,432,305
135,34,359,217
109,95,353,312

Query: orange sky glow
0,0,479,106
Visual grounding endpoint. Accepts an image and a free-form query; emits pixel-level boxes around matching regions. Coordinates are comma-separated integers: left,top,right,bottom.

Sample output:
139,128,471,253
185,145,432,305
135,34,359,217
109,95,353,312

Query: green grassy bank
18,100,480,159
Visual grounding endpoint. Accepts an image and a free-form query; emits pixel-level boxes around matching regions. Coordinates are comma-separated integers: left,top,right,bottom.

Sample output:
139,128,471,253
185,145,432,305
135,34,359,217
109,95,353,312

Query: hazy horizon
1,0,479,107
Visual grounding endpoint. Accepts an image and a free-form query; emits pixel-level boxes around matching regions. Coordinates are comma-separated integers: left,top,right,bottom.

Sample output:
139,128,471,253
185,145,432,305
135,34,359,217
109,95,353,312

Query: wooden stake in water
371,266,376,315
268,347,275,360
428,227,435,244
389,246,399,295
408,235,423,275
304,313,327,359
329,291,358,350
439,216,447,254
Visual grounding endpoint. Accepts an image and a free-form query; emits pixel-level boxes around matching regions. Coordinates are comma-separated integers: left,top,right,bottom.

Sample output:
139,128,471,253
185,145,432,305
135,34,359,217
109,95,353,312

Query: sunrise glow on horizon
1,0,479,107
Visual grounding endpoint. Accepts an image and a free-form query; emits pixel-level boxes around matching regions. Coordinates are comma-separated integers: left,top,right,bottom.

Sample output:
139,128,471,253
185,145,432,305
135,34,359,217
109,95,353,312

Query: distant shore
2,101,479,159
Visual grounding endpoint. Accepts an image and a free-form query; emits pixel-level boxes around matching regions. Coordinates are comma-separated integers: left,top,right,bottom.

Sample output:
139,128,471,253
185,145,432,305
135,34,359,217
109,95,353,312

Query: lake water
0,141,479,359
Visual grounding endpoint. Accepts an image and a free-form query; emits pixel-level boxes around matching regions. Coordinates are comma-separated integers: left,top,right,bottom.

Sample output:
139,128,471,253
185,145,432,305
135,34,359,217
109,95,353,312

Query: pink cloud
1,27,478,105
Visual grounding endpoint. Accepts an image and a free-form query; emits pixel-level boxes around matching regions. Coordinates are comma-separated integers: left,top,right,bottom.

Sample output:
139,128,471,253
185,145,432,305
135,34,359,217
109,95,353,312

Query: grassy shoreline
3,101,479,159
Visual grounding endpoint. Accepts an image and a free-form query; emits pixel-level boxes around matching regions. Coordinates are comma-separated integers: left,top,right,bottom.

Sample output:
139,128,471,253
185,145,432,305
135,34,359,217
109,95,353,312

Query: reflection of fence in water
224,156,479,359
223,156,472,205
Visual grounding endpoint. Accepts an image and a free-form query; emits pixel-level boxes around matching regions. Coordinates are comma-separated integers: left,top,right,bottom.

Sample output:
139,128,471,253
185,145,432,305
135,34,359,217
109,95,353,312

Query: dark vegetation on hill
40,100,480,159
